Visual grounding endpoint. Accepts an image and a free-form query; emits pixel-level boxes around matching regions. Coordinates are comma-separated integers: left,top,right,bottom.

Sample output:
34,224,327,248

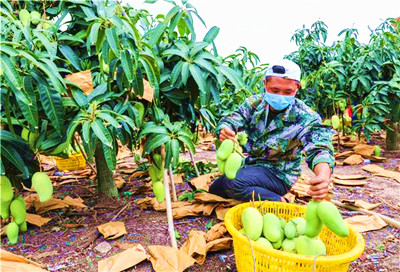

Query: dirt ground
1,133,399,272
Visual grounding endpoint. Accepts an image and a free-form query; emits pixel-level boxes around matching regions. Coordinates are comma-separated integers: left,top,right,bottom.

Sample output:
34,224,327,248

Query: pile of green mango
148,153,165,203
238,201,349,256
1,173,53,245
216,132,247,180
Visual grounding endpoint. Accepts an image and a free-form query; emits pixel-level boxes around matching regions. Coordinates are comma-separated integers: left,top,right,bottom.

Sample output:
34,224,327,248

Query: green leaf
144,134,171,153
171,138,180,167
59,44,82,71
0,144,29,179
105,27,120,58
181,62,190,85
203,26,220,43
177,135,195,155
170,60,183,85
82,121,91,144
162,49,189,60
32,71,64,133
189,42,209,57
218,65,244,89
87,83,108,102
189,64,207,105
17,79,38,128
121,49,134,81
1,54,23,91
102,143,116,171
146,23,167,47
91,119,113,147
141,123,169,135
96,112,122,129
193,58,218,76
71,87,88,108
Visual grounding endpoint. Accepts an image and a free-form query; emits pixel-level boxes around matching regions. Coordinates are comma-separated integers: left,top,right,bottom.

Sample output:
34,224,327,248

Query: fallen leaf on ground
362,164,400,183
353,144,375,157
172,173,184,184
343,154,364,165
115,242,139,250
205,222,227,242
362,155,387,162
194,192,237,204
26,213,52,227
98,244,149,272
97,221,127,240
342,199,381,210
0,248,45,270
63,223,84,228
114,176,125,189
206,237,233,252
345,214,387,232
180,230,207,264
129,170,147,180
333,174,367,180
333,178,367,186
189,173,216,191
334,151,355,159
32,197,69,214
62,196,87,209
116,145,132,160
148,245,196,272
215,205,230,221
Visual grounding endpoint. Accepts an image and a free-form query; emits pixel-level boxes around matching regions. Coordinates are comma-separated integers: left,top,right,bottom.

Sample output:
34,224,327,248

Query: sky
126,0,400,65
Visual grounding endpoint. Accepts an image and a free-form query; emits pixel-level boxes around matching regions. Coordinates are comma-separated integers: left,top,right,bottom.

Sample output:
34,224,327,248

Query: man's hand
307,162,331,201
307,175,330,201
219,127,237,142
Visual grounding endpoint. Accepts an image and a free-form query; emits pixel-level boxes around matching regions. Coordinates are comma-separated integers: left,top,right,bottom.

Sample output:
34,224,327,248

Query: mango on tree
31,172,53,203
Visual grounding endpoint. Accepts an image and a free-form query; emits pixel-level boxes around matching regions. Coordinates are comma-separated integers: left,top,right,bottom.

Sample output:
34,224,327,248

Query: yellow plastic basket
54,153,86,171
225,201,365,272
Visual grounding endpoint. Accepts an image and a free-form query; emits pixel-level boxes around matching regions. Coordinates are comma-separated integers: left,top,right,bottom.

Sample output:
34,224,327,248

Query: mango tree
0,0,159,199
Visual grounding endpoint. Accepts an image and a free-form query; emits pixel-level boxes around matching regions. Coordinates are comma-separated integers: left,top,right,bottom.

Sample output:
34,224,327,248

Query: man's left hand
307,175,330,201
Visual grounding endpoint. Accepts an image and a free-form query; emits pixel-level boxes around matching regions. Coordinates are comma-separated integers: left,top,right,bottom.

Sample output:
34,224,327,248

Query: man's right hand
219,127,237,142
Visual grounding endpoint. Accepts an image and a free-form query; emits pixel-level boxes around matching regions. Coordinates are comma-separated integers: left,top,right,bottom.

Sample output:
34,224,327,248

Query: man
210,59,334,202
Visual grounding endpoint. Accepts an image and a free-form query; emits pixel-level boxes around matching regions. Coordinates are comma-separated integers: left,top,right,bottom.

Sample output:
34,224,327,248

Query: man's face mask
264,92,295,111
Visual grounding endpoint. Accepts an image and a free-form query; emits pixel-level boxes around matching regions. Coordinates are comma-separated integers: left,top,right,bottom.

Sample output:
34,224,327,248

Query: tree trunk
386,122,400,151
95,143,118,199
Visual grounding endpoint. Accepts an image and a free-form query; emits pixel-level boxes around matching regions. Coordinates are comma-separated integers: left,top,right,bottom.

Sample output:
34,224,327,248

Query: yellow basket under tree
225,201,365,272
54,153,86,171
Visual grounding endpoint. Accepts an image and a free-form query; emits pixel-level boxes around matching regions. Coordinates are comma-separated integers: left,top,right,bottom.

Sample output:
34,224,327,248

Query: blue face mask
264,92,294,111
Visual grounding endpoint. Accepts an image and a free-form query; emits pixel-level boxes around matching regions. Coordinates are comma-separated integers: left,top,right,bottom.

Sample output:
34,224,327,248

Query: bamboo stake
168,166,178,202
161,145,177,248
189,150,200,177
331,199,400,229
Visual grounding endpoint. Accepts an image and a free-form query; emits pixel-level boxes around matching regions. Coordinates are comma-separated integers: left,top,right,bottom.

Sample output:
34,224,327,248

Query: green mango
305,201,323,238
256,237,273,249
10,198,26,225
282,238,297,253
216,139,234,160
374,145,381,157
19,9,31,26
291,217,306,236
284,221,297,239
32,172,53,203
217,158,225,174
317,201,349,237
153,181,165,203
6,222,19,245
224,152,242,180
241,207,263,241
262,213,282,242
30,10,41,25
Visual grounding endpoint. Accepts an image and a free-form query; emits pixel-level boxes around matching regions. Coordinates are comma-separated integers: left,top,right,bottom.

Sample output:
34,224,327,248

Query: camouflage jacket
215,94,335,187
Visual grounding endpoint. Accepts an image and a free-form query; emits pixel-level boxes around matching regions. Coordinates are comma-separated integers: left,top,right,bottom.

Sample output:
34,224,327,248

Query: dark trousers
209,165,290,201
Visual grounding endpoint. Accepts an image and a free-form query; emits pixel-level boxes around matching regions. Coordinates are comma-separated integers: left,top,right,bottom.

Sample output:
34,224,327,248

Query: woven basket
54,153,86,171
225,201,365,272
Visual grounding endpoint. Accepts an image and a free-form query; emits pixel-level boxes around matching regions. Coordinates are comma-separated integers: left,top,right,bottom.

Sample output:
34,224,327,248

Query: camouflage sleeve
214,98,253,137
298,119,335,171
